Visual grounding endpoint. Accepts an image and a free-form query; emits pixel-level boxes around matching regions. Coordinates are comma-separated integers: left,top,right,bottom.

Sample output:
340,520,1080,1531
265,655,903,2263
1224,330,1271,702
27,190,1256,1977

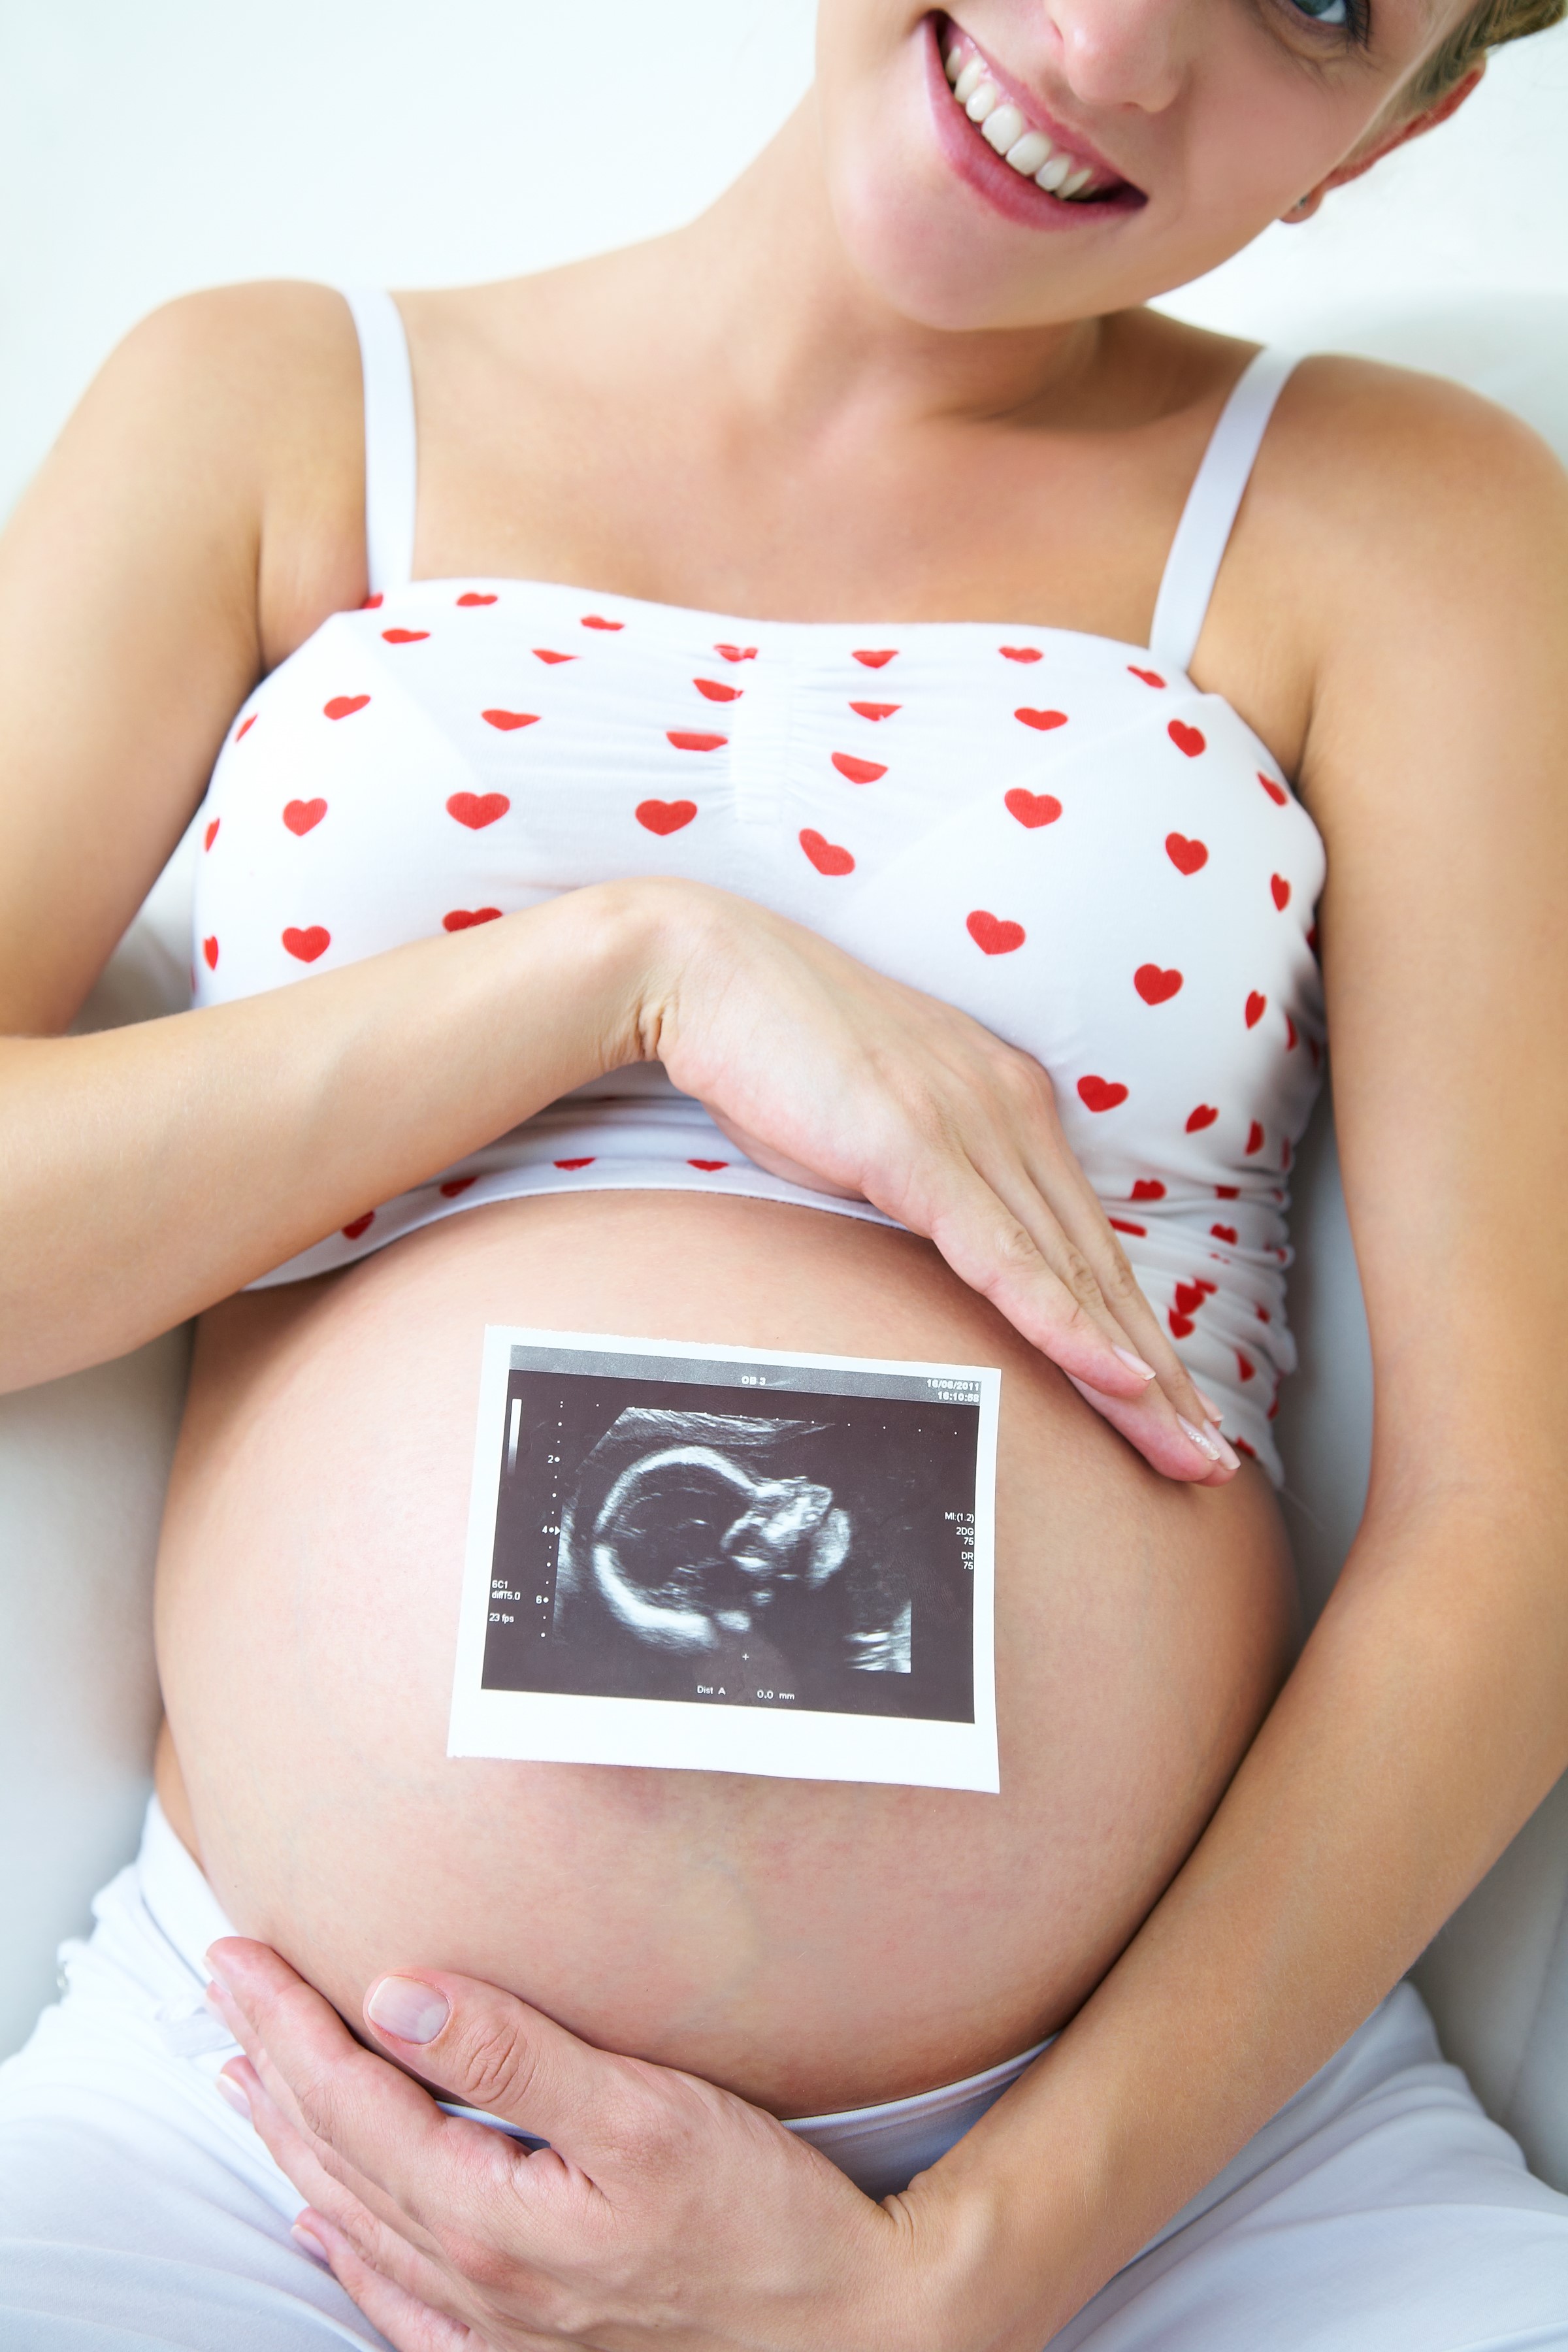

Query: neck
646,95,1111,440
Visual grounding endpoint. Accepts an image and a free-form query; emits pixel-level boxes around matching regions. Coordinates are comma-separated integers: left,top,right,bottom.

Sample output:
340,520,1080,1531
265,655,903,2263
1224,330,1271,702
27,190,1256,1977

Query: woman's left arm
208,368,1568,2351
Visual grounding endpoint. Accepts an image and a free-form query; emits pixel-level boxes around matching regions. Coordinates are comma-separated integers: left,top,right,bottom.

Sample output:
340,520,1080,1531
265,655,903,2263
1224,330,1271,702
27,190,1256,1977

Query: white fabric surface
3,1800,1567,2350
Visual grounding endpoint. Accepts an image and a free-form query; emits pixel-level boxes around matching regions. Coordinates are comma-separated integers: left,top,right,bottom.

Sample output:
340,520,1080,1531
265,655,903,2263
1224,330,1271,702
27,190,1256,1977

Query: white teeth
946,37,1114,203
1004,129,1052,177
981,102,1026,154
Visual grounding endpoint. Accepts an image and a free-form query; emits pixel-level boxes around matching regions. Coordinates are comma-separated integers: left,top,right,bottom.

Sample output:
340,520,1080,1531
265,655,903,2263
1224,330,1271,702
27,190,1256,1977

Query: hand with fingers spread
640,883,1236,1486
205,1938,1002,2352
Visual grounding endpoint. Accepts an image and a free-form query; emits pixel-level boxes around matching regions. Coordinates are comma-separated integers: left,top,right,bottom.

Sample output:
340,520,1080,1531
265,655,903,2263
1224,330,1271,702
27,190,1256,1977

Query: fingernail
204,1948,232,1994
1196,1389,1226,1426
1177,1414,1223,1463
366,1976,450,2044
293,2219,330,2266
1113,1346,1158,1382
1208,1426,1243,1473
215,2070,252,2121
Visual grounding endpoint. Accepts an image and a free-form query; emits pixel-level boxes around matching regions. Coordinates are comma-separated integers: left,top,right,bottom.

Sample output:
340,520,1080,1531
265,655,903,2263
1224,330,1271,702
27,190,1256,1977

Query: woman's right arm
0,283,655,1391
0,286,1227,1479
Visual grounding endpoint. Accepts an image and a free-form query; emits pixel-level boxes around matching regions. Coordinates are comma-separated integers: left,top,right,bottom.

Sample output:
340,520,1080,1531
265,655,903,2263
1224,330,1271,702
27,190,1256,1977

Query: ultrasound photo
449,1330,1000,1790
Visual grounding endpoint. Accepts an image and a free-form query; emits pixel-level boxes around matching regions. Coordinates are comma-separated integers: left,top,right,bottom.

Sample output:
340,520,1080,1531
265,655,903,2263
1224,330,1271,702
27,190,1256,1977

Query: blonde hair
1414,0,1565,106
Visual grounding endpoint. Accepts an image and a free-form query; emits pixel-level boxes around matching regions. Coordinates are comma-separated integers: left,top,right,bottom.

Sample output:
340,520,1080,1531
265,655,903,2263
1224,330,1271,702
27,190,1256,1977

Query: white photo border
448,1326,1000,1793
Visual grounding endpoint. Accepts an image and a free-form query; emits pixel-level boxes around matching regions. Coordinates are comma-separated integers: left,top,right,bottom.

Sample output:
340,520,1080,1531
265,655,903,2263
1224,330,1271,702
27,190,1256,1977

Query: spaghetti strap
337,286,417,596
1148,348,1299,678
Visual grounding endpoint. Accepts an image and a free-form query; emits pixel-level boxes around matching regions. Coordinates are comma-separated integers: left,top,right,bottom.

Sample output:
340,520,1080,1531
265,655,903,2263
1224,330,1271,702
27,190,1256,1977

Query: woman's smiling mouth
928,14,1146,223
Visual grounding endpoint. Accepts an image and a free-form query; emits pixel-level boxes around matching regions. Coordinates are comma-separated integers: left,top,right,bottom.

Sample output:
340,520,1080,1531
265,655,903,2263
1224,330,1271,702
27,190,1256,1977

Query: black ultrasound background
482,1371,979,1722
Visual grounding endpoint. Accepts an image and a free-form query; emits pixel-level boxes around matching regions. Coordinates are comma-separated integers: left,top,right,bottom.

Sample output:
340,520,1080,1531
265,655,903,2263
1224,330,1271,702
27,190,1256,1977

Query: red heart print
235,714,257,743
457,592,498,606
1166,832,1207,875
1211,1223,1239,1244
1186,1103,1218,1132
1132,1179,1166,1201
284,798,327,836
1256,1303,1271,1321
447,792,510,829
1271,874,1291,910
1128,666,1167,689
800,828,855,876
1000,646,1043,663
832,753,887,785
1281,1137,1293,1171
1258,772,1288,806
1169,1311,1195,1338
1196,1277,1217,1296
1307,924,1320,955
203,935,219,970
1245,991,1266,1028
382,628,429,644
637,798,698,835
853,649,898,668
1174,1281,1207,1317
689,1158,729,1171
1245,1120,1265,1156
1235,1436,1258,1459
1135,964,1183,1005
342,1213,375,1240
203,819,220,851
324,694,370,720
715,644,758,662
282,925,331,963
582,614,624,630
443,907,503,930
850,701,900,721
1286,1015,1298,1050
362,593,384,609
482,709,540,731
1109,1218,1146,1239
1078,1075,1128,1112
1217,1183,1239,1198
554,1157,596,1169
968,909,1026,956
534,648,576,664
1236,1352,1256,1382
440,1176,478,1197
668,731,727,753
694,679,742,702
1015,708,1068,732
1005,789,1062,829
1168,719,1206,757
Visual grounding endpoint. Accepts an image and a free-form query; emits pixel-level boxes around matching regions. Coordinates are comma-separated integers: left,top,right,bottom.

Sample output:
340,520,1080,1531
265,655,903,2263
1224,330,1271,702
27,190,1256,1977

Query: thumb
363,1971,632,2155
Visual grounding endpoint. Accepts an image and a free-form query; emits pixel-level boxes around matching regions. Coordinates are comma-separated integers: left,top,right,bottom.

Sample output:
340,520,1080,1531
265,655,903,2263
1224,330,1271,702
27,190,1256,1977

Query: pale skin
6,0,1568,2343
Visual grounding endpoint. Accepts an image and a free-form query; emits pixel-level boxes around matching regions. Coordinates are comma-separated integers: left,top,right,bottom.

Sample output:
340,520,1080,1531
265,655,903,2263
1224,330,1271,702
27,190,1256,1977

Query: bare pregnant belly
154,1190,1296,2117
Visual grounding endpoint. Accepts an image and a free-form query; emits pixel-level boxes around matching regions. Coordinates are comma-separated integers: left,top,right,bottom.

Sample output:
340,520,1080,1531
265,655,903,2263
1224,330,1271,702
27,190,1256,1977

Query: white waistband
135,1797,1047,2198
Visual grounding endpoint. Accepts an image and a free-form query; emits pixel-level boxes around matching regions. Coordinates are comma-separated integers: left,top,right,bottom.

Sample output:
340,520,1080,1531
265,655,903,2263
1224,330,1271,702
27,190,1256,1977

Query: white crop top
190,288,1327,1482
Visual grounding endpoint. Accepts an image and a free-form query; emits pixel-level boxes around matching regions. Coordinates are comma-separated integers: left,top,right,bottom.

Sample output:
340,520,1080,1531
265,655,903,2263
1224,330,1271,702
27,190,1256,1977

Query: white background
2,1,1567,519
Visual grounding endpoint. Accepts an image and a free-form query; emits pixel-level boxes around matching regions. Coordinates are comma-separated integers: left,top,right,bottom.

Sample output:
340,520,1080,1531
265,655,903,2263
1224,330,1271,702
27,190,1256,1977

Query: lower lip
922,15,1144,233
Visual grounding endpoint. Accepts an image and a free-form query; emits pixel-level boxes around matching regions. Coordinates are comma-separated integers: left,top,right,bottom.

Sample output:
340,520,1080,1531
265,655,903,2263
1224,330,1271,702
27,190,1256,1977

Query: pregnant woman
3,1,1568,2345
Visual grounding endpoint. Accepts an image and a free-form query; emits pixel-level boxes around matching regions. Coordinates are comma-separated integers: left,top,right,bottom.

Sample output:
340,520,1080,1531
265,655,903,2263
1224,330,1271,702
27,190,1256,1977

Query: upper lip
939,14,1136,195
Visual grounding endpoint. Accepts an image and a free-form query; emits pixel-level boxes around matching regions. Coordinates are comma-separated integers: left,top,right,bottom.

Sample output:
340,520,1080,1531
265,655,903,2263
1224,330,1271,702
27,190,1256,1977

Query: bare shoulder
0,282,368,1032
1253,350,1568,632
1212,349,1568,796
76,280,367,647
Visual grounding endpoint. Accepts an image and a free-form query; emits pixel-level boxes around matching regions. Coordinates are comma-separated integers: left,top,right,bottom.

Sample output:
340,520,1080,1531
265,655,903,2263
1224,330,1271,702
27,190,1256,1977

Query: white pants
3,1803,1567,2350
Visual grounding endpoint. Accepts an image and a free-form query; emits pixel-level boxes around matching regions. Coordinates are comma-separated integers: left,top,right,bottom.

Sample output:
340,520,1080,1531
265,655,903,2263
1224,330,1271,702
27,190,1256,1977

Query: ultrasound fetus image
480,1364,980,1724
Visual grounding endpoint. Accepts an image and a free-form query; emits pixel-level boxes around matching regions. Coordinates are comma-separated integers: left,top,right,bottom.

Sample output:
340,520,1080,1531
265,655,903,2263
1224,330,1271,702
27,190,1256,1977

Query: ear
1284,60,1484,221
